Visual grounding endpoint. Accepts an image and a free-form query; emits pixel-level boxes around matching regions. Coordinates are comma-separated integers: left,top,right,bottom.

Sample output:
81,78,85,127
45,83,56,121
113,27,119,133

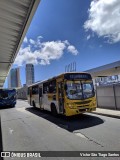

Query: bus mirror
64,84,67,90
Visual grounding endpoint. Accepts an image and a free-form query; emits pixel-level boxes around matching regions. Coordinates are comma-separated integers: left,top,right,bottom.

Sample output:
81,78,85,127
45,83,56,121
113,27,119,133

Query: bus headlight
69,104,72,108
68,104,76,109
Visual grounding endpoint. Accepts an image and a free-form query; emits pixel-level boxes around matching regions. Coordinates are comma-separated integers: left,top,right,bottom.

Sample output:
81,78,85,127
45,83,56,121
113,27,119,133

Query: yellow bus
27,72,96,116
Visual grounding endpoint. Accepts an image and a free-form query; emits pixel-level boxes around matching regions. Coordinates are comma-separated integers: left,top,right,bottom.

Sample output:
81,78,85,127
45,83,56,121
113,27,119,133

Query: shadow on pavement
26,107,104,132
0,106,15,110
0,115,3,160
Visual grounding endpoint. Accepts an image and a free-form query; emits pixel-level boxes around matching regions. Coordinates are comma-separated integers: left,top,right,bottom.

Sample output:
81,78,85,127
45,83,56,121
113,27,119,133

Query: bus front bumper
0,101,16,107
65,107,96,116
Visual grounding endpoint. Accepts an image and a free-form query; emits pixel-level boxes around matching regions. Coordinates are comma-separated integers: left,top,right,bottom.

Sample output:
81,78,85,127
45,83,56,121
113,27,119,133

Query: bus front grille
78,105,89,108
75,100,91,105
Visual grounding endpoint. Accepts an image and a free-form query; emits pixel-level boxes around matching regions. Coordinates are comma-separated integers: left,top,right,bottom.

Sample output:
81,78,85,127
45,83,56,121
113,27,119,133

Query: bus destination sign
64,73,92,80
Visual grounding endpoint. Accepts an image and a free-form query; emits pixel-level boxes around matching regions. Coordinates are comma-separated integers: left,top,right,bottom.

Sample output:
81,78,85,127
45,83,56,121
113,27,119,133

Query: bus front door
58,82,64,114
39,87,42,109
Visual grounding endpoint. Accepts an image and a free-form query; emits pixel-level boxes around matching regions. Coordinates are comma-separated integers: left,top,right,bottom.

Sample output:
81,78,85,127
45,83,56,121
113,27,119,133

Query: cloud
67,45,78,55
87,35,91,40
84,0,120,43
37,36,43,39
23,36,28,43
15,37,78,66
29,39,35,45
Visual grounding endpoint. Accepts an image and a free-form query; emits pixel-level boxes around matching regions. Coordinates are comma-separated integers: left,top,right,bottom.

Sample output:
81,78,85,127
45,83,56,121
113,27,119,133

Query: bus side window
43,80,56,94
43,83,48,94
48,80,56,93
32,85,39,94
32,87,35,94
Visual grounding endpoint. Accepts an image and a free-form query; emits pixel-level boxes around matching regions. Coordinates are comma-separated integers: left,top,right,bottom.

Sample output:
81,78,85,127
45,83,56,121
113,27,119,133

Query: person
67,88,77,99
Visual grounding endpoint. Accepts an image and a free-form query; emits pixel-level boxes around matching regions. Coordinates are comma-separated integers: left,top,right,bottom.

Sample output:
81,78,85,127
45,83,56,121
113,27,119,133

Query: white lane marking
74,132,88,139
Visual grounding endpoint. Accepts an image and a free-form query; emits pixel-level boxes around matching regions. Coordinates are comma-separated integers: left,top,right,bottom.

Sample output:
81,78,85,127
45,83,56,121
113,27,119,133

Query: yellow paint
64,97,96,116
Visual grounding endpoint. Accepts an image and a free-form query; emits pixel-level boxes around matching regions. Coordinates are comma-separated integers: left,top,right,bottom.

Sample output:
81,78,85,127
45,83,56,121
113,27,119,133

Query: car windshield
66,81,94,100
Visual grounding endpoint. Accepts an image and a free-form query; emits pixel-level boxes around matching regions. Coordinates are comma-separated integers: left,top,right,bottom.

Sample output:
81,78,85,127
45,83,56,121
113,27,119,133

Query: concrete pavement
0,100,120,160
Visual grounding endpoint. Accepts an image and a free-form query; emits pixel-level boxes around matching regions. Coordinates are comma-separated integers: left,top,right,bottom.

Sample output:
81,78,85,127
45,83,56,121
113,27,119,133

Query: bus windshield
0,89,16,99
82,81,94,99
66,81,94,100
0,90,8,99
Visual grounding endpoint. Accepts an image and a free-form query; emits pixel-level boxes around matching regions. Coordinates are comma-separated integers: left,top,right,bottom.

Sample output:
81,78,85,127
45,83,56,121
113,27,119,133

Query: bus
0,89,16,107
27,72,96,116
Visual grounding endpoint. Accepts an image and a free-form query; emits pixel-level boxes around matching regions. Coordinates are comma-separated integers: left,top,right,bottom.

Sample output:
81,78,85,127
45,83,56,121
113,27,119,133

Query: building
26,64,34,86
8,68,21,88
17,85,28,100
94,75,120,86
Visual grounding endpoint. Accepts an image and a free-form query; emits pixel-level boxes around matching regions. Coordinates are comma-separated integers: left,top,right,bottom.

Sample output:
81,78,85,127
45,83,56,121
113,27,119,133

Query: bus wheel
33,101,36,108
51,104,57,116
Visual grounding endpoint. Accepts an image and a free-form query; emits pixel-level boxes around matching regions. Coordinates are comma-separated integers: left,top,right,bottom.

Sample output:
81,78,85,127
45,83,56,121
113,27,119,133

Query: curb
92,112,120,119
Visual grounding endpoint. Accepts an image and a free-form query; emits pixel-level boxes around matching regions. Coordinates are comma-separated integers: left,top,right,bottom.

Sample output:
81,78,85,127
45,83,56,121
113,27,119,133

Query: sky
4,0,120,87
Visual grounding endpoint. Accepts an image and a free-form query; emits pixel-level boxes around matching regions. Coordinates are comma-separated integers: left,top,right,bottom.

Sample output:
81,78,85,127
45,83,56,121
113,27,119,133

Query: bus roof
28,72,91,88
